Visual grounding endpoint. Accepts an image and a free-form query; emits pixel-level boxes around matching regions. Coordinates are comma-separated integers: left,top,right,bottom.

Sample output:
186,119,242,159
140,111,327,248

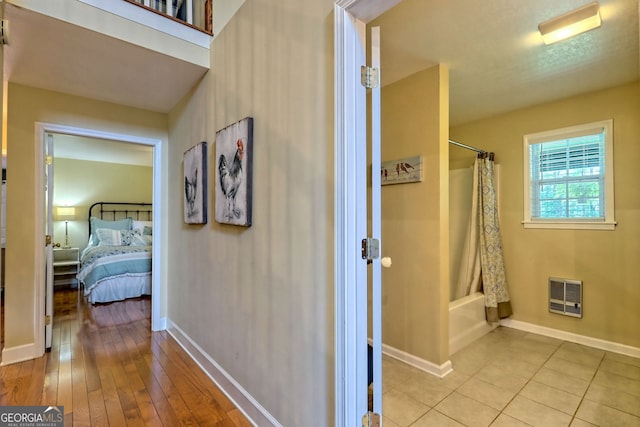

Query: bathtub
449,292,497,355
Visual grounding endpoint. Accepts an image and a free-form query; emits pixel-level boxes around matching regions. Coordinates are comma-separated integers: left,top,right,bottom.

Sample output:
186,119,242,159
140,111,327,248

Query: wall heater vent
549,277,582,318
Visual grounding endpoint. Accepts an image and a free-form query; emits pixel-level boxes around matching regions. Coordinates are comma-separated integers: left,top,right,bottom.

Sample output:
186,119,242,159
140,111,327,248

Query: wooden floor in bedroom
0,288,252,427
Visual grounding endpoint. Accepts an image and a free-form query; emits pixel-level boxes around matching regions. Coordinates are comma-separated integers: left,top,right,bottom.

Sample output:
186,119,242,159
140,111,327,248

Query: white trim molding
333,3,368,426
522,119,615,230
30,123,165,365
167,320,280,427
381,343,453,378
500,318,640,359
0,343,40,366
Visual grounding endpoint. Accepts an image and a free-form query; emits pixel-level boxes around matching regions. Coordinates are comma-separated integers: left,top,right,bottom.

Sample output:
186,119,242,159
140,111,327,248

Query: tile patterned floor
381,327,640,426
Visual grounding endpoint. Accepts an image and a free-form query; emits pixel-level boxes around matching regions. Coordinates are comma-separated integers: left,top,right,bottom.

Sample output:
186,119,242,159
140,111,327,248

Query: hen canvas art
215,117,253,226
183,141,207,224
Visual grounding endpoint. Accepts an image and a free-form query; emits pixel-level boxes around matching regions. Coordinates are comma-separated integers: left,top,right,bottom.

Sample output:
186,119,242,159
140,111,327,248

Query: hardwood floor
0,288,252,427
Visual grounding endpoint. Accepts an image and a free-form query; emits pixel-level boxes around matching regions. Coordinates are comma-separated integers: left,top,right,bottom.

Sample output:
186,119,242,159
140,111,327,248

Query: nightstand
53,247,80,288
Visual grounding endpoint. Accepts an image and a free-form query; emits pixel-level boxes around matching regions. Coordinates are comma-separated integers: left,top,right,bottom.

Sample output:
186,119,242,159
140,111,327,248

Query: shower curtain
454,154,512,322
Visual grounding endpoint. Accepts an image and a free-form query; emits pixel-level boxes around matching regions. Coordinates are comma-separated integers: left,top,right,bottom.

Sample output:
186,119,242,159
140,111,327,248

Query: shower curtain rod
448,139,486,154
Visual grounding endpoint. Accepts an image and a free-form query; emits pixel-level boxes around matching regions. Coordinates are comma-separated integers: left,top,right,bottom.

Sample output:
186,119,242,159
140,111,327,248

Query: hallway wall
379,65,450,366
166,1,336,425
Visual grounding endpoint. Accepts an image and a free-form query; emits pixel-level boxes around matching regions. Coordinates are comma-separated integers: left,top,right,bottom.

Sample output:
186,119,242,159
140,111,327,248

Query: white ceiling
53,134,153,167
372,0,639,125
2,3,208,114
2,0,639,132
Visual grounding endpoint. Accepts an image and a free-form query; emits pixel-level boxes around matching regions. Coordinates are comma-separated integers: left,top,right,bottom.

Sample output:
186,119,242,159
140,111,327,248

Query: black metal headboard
88,202,152,236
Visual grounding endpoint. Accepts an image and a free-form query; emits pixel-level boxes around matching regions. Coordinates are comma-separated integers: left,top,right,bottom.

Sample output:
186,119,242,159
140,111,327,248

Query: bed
77,202,153,304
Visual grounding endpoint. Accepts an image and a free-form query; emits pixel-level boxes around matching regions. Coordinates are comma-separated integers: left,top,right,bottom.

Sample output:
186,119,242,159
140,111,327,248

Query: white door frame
334,1,398,425
33,122,165,357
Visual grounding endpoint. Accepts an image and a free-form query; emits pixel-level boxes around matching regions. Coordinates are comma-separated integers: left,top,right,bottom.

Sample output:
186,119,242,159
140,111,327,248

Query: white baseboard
500,318,640,359
1,343,40,366
152,316,167,332
381,343,453,378
166,320,281,427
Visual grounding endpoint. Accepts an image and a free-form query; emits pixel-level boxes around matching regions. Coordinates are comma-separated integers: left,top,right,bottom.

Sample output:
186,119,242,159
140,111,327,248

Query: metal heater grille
549,277,582,318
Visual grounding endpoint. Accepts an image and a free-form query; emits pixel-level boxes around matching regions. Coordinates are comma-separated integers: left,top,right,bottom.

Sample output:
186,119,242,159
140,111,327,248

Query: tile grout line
567,349,605,426
485,333,561,426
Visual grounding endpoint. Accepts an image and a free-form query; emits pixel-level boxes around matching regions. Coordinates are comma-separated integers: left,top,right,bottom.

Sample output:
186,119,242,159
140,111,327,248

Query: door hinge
45,234,52,246
361,65,379,89
45,155,53,166
361,237,380,263
362,412,381,427
45,315,51,326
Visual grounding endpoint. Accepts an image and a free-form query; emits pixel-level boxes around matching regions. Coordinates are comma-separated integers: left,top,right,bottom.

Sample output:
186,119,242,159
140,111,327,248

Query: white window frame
523,119,616,230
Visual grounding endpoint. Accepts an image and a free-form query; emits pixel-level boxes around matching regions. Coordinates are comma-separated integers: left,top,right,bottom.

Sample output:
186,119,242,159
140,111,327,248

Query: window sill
522,221,617,230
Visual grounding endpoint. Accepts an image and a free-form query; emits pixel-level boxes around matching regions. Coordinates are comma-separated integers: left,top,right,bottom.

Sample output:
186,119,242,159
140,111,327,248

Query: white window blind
523,120,615,230
530,133,605,219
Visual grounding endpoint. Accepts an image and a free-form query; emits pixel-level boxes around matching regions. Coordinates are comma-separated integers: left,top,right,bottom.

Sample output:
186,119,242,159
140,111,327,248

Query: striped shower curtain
455,154,512,322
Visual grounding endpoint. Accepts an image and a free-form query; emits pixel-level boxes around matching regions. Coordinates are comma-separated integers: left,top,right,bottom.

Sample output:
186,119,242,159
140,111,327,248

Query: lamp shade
538,2,601,45
56,206,76,221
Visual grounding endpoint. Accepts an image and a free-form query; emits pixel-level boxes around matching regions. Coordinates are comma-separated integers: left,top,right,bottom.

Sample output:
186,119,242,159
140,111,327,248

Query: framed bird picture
184,141,208,224
380,155,423,185
215,117,253,226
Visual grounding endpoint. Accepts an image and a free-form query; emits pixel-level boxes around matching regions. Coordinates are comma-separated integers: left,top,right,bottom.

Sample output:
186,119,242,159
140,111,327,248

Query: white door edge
334,0,398,425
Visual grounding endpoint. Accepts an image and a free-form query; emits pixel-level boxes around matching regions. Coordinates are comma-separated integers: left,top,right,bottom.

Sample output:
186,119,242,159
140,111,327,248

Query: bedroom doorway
34,122,164,356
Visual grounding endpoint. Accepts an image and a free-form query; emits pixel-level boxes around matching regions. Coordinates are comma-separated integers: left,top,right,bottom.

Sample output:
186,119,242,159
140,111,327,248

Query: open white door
335,1,399,425
368,26,383,422
44,133,54,350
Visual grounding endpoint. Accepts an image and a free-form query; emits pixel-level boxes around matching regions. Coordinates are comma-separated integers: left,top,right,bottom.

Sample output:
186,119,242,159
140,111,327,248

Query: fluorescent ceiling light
538,2,601,45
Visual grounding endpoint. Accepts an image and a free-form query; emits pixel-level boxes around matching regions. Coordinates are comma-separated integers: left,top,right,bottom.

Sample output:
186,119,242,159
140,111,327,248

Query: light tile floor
380,327,640,426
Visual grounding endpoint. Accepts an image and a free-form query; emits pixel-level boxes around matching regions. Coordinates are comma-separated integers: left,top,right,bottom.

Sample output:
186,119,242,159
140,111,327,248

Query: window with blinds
523,120,616,230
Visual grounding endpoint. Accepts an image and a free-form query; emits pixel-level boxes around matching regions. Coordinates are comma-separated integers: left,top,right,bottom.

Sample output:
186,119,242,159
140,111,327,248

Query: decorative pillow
143,225,152,236
131,234,152,246
132,220,153,231
96,228,123,246
120,229,141,246
90,217,132,244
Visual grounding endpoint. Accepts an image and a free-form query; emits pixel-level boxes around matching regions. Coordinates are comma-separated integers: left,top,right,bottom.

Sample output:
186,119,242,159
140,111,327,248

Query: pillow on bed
132,220,152,231
90,217,132,244
96,228,124,246
143,225,152,236
120,229,141,246
131,234,152,246
96,228,142,246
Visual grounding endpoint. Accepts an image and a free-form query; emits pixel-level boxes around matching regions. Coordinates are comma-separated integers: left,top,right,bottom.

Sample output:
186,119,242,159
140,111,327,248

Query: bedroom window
523,119,616,230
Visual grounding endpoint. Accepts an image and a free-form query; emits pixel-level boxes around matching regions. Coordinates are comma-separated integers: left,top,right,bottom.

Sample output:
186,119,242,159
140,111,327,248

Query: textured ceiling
2,1,638,128
370,0,639,125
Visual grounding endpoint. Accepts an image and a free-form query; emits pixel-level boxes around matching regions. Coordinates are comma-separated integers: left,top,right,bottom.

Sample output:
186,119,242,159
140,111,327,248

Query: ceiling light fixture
538,2,601,45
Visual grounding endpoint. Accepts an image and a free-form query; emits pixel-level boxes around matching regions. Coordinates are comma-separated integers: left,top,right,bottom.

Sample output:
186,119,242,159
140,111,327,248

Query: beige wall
52,158,152,251
166,0,335,424
451,81,640,348
380,65,450,365
4,83,166,350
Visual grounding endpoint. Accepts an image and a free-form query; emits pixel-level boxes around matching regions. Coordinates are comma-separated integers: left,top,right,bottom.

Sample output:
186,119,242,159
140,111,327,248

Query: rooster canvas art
183,141,208,224
215,117,253,226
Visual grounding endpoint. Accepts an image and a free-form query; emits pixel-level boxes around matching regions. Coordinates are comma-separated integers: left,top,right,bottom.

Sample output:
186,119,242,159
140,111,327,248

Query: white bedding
85,273,151,304
78,244,152,304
